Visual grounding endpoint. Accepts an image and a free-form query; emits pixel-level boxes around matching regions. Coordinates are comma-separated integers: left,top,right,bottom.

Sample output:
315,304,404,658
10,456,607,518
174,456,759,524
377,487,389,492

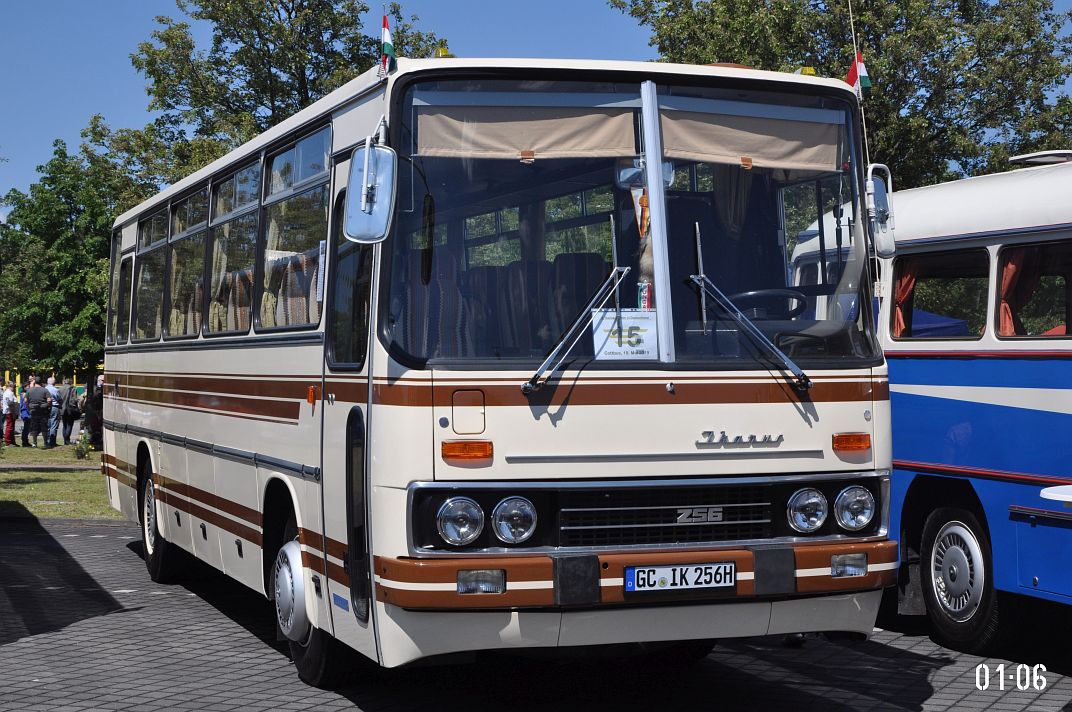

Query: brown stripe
155,482,263,546
118,386,300,420
377,380,884,409
155,473,262,527
114,396,297,425
103,463,136,489
872,381,890,400
299,528,347,560
301,550,327,576
111,372,314,400
374,555,553,584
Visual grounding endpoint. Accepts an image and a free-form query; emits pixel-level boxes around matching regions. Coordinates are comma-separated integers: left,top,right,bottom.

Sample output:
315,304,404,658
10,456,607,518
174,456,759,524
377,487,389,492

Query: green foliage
119,0,445,185
611,0,1072,189
0,138,154,374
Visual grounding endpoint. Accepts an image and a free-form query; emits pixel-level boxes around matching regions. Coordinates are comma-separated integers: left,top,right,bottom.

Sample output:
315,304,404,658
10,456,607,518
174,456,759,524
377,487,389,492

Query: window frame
326,189,375,371
131,241,170,343
254,123,333,335
162,228,209,341
115,252,135,346
204,206,260,338
106,231,120,345
994,240,1072,341
890,248,991,342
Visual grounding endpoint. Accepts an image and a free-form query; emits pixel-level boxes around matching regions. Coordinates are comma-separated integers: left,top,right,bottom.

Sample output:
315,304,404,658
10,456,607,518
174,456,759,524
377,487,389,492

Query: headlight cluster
436,496,537,546
787,485,875,534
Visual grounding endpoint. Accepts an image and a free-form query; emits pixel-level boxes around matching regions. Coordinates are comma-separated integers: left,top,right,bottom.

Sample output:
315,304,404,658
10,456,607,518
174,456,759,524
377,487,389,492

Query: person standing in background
1,381,15,446
25,376,51,448
19,377,34,447
45,376,61,448
58,377,79,445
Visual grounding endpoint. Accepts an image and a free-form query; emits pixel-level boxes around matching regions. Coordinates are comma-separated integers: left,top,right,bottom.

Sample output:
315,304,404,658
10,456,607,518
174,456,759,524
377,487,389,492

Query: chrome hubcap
275,550,295,631
143,480,157,556
931,521,984,622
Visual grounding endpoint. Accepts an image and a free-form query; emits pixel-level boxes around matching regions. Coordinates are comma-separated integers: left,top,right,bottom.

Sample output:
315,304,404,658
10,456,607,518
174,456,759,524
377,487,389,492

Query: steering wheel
726,288,808,319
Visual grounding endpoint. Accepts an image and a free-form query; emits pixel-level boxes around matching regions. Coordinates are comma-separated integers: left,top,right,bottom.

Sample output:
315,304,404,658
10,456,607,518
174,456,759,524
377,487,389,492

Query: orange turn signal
442,440,494,462
307,385,318,404
832,432,871,452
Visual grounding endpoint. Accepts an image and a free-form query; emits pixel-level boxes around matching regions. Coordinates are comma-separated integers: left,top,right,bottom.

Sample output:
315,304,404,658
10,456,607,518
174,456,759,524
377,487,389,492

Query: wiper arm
521,266,631,395
689,274,813,392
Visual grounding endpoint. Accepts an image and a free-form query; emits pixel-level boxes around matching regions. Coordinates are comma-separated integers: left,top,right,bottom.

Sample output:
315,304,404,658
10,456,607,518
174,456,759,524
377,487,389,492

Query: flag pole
847,0,871,166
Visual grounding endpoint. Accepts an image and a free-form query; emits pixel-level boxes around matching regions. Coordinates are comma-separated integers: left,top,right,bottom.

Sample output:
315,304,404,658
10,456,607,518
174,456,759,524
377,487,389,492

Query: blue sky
0,0,655,212
2,1,1071,219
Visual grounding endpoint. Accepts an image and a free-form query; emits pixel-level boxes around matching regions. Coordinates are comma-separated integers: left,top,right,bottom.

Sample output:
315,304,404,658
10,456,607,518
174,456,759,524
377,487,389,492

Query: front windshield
386,77,876,367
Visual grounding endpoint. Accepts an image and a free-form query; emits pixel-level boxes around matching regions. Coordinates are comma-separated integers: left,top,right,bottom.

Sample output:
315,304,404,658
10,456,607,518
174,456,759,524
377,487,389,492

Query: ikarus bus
102,57,898,686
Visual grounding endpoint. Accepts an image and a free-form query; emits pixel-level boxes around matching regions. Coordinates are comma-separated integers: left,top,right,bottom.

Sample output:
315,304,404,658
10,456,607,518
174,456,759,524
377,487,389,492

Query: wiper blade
689,274,813,391
521,266,631,395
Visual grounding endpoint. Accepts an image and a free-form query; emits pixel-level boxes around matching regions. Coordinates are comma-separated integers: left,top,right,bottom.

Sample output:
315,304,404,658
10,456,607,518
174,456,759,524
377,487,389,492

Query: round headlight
787,488,828,533
834,486,876,531
436,497,484,546
492,496,538,544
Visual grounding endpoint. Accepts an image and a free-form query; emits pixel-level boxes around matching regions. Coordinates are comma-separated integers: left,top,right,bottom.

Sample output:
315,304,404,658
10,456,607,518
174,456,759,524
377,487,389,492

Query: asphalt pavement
1,518,1070,712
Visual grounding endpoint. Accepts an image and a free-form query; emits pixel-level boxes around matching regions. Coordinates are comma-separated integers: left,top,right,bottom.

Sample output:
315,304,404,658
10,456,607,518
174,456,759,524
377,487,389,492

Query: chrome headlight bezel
491,496,538,544
786,487,828,534
833,485,876,532
436,496,485,546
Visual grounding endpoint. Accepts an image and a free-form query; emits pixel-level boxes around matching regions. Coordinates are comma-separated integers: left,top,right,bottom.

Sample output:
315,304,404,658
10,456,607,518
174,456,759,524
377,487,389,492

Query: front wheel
920,507,1008,653
276,515,349,687
139,472,182,583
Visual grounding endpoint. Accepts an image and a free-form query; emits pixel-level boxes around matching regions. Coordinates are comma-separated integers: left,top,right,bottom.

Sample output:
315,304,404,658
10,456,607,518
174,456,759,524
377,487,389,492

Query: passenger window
207,212,257,334
465,208,519,267
172,189,208,237
892,250,989,339
260,184,328,329
107,234,120,344
329,193,375,367
997,242,1071,337
133,247,167,341
214,162,260,219
166,232,206,338
138,208,168,249
269,127,329,195
116,257,133,344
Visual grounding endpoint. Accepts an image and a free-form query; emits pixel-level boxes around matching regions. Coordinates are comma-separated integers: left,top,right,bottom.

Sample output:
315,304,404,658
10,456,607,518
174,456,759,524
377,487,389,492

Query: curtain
892,260,918,337
999,248,1043,336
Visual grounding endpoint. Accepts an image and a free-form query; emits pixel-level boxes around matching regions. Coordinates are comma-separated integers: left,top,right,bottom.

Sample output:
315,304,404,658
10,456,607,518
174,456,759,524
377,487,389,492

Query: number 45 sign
590,308,658,361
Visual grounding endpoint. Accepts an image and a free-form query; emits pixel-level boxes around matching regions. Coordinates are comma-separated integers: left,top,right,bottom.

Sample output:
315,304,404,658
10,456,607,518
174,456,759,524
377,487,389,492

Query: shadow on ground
0,507,124,645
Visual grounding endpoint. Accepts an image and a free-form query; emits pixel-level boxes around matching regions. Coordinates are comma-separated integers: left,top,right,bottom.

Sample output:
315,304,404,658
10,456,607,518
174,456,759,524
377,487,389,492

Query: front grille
557,485,772,547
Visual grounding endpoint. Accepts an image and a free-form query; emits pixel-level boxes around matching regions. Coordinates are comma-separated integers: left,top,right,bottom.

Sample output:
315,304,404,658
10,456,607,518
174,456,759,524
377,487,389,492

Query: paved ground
1,519,1070,712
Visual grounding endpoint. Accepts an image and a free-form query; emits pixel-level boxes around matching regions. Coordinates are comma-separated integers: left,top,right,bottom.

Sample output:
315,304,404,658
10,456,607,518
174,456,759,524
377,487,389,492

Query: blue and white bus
875,152,1072,652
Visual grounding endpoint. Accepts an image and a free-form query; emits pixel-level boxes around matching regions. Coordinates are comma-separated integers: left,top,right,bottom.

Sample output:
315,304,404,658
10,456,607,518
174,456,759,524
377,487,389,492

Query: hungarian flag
845,52,871,98
381,15,397,75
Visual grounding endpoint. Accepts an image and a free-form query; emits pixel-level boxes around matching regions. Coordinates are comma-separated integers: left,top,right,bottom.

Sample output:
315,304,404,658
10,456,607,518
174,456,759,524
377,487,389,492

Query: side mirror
616,158,674,190
866,163,896,259
344,144,398,244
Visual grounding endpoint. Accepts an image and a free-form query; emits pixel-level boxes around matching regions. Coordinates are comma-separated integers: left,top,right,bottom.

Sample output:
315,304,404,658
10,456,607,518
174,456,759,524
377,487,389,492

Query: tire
277,515,349,687
139,471,182,583
920,507,1008,653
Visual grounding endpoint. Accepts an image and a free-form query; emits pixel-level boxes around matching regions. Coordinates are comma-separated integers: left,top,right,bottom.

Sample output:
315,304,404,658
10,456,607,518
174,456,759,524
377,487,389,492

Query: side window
329,193,374,367
107,233,120,344
133,247,167,341
891,250,989,339
207,212,257,334
138,208,168,250
116,257,133,344
997,242,1071,338
260,128,330,330
166,232,206,338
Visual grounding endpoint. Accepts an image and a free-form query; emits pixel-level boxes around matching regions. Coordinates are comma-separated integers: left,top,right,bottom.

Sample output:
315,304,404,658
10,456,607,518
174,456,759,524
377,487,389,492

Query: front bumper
374,539,896,610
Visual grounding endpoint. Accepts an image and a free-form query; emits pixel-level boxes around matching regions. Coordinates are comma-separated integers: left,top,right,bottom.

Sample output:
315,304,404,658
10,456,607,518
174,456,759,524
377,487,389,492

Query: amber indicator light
832,433,871,451
442,440,494,461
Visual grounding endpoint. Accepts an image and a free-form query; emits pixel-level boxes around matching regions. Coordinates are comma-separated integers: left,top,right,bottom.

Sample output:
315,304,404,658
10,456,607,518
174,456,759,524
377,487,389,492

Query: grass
0,442,101,466
0,468,122,520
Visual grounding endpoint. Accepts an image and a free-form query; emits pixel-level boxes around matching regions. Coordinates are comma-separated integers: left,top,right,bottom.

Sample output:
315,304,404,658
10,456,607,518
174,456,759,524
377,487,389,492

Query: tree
0,135,154,375
611,0,1072,189
121,0,445,184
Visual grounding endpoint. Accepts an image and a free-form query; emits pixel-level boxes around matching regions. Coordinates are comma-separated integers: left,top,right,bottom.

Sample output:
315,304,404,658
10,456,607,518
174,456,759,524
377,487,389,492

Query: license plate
625,562,736,593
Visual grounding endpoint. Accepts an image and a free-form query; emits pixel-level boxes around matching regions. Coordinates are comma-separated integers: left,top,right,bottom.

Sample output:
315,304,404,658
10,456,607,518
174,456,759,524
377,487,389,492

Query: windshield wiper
689,273,813,392
521,266,631,395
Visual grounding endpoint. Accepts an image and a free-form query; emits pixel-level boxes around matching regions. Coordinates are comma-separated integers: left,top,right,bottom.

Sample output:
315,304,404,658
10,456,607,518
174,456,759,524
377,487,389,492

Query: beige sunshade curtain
416,106,636,160
660,110,842,173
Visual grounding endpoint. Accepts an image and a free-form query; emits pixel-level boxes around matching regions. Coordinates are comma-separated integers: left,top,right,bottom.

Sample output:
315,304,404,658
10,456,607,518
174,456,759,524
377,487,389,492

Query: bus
102,57,897,686
874,153,1072,652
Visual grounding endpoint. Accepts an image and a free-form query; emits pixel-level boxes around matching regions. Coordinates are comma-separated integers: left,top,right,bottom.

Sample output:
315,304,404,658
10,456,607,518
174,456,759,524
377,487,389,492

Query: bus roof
889,160,1072,245
114,56,856,230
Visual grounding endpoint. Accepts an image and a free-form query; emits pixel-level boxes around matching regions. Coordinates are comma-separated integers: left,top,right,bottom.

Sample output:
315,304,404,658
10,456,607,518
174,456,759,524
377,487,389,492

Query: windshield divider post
694,221,709,335
521,266,631,395
610,213,621,317
689,274,813,392
640,80,675,363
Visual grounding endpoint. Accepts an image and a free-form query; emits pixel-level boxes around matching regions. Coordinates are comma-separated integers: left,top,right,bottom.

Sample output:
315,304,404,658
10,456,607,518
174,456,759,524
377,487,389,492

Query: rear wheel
920,507,1008,653
275,515,348,687
139,471,182,583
